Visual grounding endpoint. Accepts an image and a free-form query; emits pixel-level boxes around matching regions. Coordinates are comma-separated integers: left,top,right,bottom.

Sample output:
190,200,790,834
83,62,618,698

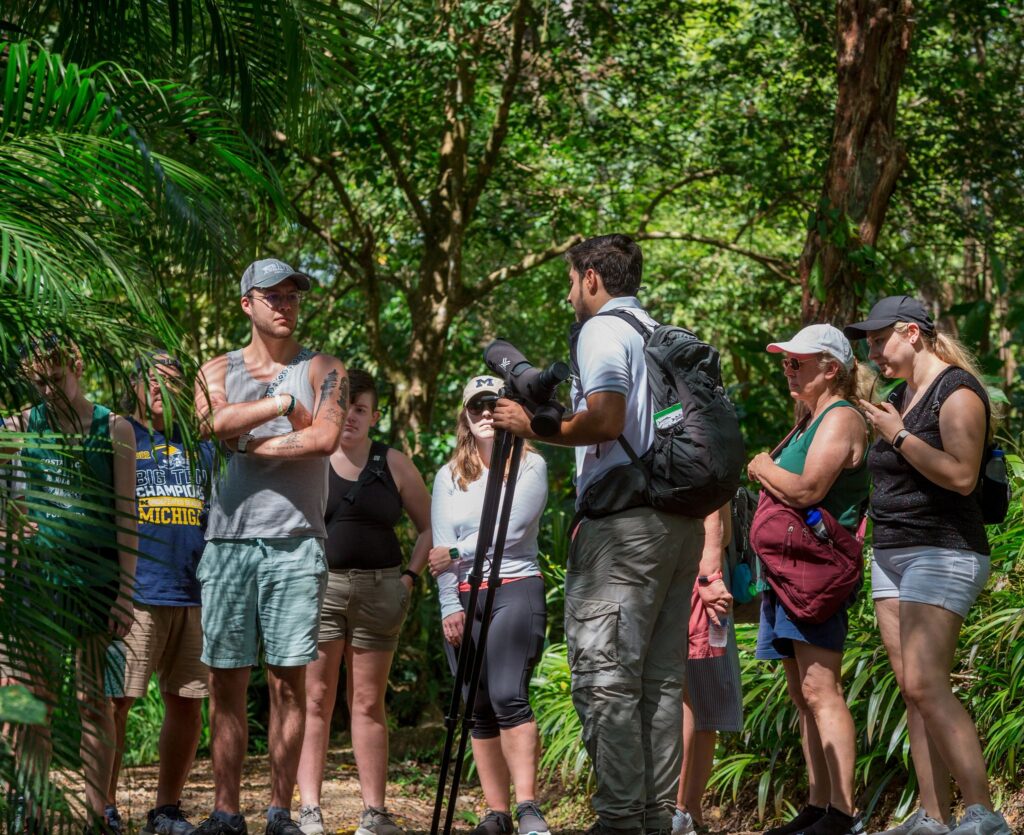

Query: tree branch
470,233,585,300
368,113,431,234
463,0,530,221
637,169,723,233
633,231,797,283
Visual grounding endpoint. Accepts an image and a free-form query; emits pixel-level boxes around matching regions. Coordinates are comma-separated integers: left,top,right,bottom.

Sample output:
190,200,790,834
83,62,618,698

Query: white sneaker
871,808,950,835
671,809,695,835
298,806,324,835
947,805,1010,835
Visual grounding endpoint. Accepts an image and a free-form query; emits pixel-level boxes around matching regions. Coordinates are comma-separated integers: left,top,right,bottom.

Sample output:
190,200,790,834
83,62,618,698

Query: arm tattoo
336,375,349,413
272,432,305,451
313,370,339,420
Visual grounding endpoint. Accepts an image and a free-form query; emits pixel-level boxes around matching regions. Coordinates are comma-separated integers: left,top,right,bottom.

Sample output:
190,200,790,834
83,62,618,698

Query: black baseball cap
843,295,936,340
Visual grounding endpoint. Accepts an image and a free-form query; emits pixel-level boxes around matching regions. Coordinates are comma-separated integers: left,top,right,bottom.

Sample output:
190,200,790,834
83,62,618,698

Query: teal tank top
21,403,119,586
773,401,869,529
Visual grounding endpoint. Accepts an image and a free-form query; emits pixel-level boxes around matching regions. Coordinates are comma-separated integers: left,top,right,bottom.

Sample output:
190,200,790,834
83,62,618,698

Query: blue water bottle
805,508,829,541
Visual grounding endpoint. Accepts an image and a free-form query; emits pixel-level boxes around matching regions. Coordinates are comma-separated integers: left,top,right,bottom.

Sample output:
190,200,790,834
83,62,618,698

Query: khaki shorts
106,604,208,699
319,567,411,651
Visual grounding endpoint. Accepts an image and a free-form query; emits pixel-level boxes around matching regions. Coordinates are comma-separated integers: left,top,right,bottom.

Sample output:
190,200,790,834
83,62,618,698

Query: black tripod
430,425,526,835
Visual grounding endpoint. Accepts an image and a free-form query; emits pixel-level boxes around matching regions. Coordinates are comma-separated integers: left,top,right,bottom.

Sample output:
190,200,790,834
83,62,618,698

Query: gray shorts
871,545,990,618
686,632,743,733
197,537,327,668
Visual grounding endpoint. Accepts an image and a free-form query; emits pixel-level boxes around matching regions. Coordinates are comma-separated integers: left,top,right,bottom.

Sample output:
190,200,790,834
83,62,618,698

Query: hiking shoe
672,810,695,835
871,808,950,835
143,804,198,835
471,810,514,835
265,818,304,835
356,807,403,835
798,806,862,835
105,806,124,835
194,813,248,835
298,806,325,835
947,806,1010,835
515,801,549,835
767,806,828,835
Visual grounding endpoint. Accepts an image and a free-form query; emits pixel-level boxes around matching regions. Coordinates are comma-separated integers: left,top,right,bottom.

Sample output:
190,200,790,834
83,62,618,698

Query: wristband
283,394,296,417
237,433,254,454
275,394,285,416
697,570,723,587
402,569,419,582
891,428,910,449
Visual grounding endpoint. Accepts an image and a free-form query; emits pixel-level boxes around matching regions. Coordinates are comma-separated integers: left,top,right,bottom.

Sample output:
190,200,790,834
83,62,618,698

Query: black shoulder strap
598,310,651,465
929,367,991,443
885,381,907,408
344,441,391,504
597,308,652,341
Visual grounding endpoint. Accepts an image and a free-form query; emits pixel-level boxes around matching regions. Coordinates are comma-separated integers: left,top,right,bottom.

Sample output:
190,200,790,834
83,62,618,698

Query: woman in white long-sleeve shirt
428,374,549,835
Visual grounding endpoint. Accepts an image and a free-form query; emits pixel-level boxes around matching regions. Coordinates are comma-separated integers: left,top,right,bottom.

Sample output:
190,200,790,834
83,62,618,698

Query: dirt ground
113,728,1023,835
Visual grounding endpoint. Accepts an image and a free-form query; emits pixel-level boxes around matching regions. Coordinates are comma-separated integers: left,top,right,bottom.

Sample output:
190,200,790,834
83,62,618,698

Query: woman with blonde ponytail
428,374,550,835
846,296,1009,835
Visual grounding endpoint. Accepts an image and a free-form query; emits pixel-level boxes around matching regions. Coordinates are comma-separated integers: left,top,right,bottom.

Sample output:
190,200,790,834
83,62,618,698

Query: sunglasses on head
466,395,499,416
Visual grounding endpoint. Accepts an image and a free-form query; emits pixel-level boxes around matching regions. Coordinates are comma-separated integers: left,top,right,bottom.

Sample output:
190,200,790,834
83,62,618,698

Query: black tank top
323,442,404,570
868,366,990,555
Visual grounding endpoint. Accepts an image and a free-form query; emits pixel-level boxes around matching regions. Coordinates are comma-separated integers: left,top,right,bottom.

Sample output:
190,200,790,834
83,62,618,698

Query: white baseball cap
766,324,855,371
462,374,503,407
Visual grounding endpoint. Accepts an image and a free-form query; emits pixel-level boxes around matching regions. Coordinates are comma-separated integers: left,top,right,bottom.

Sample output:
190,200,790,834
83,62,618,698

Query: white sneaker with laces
298,805,324,835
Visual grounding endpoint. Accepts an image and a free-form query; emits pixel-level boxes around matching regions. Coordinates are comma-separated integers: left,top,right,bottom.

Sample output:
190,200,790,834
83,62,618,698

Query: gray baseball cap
239,258,312,295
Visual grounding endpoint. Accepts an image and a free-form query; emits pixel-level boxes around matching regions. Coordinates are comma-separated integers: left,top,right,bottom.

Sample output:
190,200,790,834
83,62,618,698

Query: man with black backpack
493,234,738,835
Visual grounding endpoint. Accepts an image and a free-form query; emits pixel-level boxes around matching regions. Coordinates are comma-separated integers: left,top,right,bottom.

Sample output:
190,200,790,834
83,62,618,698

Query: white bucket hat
766,324,855,371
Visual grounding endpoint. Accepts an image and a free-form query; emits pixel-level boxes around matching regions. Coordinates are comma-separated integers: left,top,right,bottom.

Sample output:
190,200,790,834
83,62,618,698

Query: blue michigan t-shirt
130,418,214,606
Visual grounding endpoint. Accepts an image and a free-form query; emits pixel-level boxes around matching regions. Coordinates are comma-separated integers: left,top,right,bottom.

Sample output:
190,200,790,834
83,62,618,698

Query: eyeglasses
781,357,813,371
249,291,302,308
466,396,499,416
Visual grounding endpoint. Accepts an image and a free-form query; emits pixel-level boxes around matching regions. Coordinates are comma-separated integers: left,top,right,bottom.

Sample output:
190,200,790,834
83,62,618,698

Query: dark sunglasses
781,357,813,371
466,395,499,416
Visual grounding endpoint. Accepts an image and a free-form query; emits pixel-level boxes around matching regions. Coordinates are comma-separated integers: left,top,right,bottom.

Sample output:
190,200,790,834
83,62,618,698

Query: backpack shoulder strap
597,308,652,341
343,441,391,505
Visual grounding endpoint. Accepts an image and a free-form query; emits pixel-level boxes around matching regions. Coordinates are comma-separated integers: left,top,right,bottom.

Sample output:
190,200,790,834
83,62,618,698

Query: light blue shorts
871,545,989,619
197,537,327,668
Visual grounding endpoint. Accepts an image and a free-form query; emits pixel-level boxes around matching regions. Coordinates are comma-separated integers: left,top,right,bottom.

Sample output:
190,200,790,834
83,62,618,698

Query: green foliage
0,686,47,725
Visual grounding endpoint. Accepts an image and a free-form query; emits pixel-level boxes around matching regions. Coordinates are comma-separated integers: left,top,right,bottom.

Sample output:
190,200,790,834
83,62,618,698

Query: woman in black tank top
846,296,1009,835
295,371,432,835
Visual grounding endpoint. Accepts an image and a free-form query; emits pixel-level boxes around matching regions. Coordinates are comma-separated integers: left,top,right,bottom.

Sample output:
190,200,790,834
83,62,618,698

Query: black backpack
575,310,746,519
889,372,1010,525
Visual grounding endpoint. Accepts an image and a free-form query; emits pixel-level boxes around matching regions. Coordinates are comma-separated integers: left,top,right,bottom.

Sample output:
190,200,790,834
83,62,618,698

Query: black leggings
444,574,547,739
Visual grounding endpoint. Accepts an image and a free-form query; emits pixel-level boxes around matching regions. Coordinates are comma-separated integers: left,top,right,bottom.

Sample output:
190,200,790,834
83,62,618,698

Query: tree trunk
798,0,915,325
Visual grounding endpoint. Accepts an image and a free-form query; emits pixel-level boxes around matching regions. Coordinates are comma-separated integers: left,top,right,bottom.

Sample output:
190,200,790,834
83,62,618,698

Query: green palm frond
3,1,372,143
1,39,281,290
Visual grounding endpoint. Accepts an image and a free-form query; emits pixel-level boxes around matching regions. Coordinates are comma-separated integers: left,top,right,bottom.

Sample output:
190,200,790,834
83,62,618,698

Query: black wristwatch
891,428,910,449
402,569,419,582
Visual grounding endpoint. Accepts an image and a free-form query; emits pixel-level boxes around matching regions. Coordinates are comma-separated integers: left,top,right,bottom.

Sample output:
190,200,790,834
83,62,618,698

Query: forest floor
115,727,1024,835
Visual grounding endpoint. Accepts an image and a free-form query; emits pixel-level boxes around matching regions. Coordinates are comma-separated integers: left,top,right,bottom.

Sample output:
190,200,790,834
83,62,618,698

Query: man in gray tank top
192,259,348,835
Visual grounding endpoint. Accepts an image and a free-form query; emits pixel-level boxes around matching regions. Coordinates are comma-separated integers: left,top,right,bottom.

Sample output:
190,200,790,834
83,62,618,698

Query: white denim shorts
871,545,990,618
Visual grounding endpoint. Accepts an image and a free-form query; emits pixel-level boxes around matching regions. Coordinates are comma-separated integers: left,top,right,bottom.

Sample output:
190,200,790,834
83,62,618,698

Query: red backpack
748,417,867,624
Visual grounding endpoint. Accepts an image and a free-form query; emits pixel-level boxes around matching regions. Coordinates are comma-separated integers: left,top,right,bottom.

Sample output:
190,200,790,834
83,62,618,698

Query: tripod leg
443,435,525,834
431,430,515,835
